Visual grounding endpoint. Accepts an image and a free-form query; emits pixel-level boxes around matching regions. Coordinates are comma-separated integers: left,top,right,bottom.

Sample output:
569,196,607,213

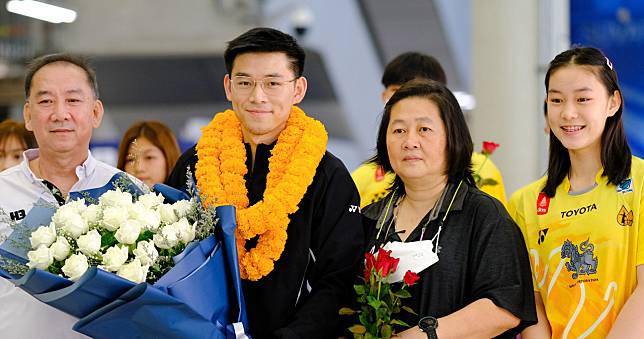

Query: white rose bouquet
1,173,249,339
25,189,210,284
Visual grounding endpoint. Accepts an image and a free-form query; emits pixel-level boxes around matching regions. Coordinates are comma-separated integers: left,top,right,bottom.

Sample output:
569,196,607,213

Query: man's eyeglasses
231,76,298,95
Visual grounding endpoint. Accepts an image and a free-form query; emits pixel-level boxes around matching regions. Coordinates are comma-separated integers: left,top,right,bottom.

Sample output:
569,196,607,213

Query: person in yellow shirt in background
509,47,644,338
352,52,507,207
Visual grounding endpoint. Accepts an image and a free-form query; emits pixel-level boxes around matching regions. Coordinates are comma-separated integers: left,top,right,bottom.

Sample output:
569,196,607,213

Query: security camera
291,7,313,37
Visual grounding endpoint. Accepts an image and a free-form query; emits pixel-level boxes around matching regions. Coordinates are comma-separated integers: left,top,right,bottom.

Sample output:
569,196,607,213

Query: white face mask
371,180,464,283
382,239,439,283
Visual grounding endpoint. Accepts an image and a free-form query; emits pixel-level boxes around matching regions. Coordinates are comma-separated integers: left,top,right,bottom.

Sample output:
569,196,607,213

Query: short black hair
369,79,474,192
543,47,630,197
224,27,306,77
381,52,447,87
24,53,99,99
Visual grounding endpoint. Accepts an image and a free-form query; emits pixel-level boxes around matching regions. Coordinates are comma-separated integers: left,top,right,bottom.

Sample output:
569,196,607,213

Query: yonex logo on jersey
9,209,26,221
617,205,633,226
617,178,633,193
348,205,360,213
537,228,549,245
537,193,550,215
560,203,597,219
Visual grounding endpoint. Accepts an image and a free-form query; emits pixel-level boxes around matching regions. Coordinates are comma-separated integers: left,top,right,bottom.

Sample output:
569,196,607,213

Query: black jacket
362,183,537,338
167,143,364,339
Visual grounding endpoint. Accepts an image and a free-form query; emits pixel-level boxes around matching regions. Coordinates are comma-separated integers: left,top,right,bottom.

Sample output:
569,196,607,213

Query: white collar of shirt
20,148,96,186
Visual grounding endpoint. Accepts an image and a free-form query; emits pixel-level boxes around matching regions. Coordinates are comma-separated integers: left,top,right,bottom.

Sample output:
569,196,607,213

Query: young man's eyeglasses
231,76,298,95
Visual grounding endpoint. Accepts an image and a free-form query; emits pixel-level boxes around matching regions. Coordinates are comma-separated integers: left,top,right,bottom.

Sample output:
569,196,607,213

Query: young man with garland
166,27,364,338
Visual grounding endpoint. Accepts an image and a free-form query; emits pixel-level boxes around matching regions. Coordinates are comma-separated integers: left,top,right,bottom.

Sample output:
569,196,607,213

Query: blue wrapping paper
2,181,250,338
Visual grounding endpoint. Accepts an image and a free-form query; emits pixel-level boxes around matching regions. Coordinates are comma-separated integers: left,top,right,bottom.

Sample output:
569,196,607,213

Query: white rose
101,206,128,232
116,258,149,284
30,223,57,249
50,236,71,261
52,208,89,238
172,199,193,218
62,253,89,281
76,229,102,256
133,240,158,266
138,192,165,209
153,224,179,249
173,218,196,244
99,189,133,208
102,245,129,271
157,204,178,225
27,246,53,270
129,202,161,232
66,199,87,214
82,204,102,225
114,219,142,245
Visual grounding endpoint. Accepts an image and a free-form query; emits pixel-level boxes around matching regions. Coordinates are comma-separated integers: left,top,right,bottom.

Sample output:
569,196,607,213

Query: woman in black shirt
362,80,536,338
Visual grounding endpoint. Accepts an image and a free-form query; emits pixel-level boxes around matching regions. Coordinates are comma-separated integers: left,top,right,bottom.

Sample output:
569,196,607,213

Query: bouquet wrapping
0,175,249,339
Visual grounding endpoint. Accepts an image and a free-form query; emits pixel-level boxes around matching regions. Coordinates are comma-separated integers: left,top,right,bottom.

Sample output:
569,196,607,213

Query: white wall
472,0,541,196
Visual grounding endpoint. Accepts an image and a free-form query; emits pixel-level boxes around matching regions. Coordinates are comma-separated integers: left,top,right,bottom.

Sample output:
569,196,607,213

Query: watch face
419,316,438,330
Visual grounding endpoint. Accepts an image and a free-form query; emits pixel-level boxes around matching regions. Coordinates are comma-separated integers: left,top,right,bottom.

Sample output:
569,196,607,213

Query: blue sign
571,0,644,156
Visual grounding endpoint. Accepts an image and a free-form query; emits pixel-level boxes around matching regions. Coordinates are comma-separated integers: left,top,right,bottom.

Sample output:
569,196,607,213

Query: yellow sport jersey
508,156,644,338
352,151,507,208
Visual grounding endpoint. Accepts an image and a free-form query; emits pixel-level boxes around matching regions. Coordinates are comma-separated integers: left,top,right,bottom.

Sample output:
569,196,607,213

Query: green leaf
393,289,411,298
401,305,418,315
390,319,411,327
339,307,357,315
137,230,154,242
348,325,366,334
366,296,382,310
380,324,392,339
101,230,117,248
354,284,366,295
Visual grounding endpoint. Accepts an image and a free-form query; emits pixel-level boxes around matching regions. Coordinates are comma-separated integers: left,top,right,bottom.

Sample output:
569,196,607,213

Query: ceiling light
6,0,77,24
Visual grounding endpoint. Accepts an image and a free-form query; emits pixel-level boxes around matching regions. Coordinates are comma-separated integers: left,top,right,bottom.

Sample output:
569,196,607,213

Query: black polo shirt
362,183,537,338
168,143,364,339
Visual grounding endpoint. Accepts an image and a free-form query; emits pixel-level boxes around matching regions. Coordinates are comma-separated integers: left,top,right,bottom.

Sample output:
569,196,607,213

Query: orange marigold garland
195,106,327,280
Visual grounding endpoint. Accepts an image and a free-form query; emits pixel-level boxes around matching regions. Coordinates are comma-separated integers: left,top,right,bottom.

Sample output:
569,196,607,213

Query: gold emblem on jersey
617,205,633,226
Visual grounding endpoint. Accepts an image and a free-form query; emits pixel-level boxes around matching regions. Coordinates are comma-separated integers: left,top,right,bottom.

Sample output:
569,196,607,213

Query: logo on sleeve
617,178,633,193
9,209,26,221
537,192,550,215
617,205,633,226
348,205,361,213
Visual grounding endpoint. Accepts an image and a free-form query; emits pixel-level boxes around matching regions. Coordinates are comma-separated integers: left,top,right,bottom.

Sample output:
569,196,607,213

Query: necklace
195,106,328,280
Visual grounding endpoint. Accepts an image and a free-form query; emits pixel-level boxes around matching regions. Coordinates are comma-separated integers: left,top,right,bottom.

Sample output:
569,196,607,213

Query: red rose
364,252,376,280
482,141,500,155
375,248,399,277
403,270,420,286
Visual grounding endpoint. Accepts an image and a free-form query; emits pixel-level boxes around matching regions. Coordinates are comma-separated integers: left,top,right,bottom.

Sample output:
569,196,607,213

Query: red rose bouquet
340,248,420,338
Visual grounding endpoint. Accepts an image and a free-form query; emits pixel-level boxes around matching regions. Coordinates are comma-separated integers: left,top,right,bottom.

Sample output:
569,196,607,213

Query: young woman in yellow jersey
509,47,644,338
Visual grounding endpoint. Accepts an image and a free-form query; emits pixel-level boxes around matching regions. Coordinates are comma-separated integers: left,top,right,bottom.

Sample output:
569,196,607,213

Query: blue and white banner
571,0,644,157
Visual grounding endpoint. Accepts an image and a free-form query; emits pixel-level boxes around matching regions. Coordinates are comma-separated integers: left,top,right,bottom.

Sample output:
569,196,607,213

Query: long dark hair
369,79,474,193
543,47,631,197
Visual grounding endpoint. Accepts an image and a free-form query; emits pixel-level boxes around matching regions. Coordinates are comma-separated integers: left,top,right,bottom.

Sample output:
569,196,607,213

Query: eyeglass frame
229,75,299,95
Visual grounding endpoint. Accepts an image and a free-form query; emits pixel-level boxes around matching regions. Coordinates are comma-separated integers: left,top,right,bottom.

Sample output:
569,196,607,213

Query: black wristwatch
418,316,438,339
